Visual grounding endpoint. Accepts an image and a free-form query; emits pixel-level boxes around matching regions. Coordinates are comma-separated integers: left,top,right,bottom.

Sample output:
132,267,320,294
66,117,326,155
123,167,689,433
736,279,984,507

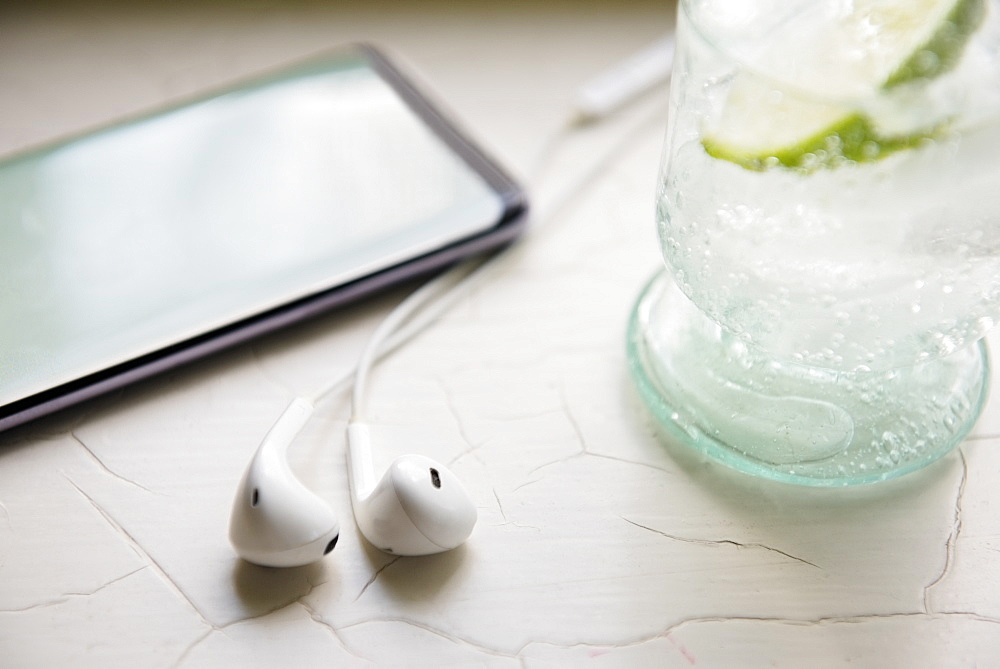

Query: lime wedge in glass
884,0,987,87
701,0,985,171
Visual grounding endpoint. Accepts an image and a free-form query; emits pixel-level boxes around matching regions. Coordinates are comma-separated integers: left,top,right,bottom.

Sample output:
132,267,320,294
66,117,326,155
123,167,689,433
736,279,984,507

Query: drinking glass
628,0,1000,485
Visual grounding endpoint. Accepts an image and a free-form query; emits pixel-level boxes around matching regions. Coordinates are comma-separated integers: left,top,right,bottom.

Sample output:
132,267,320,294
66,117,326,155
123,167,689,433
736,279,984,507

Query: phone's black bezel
0,44,528,435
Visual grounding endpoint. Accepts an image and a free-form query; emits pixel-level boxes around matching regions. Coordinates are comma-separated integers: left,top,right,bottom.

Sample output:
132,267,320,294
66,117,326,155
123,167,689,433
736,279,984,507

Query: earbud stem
347,421,376,502
262,397,316,459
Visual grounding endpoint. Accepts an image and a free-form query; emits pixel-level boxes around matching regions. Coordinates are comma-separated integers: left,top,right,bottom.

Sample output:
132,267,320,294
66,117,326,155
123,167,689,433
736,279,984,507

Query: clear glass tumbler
628,0,1000,485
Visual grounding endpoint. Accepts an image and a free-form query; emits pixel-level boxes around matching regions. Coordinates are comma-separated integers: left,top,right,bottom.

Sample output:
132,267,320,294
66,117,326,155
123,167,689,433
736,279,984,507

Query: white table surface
3,1,1000,666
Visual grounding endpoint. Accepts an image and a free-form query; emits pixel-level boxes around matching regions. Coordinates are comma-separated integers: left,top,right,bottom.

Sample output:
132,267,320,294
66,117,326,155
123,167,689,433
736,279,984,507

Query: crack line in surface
509,381,596,490
63,474,216,630
511,478,541,493
178,570,333,664
170,576,336,667
354,556,402,602
71,432,160,495
586,451,673,475
489,489,540,529
660,610,1000,636
295,574,328,604
495,522,543,532
211,573,332,632
172,572,335,667
341,616,519,660
298,600,368,661
524,452,585,479
513,450,673,494
558,382,588,455
171,628,216,669
622,517,821,569
493,488,507,523
514,611,1000,657
923,448,968,613
933,610,1000,624
511,456,578,493
0,566,148,614
435,375,482,455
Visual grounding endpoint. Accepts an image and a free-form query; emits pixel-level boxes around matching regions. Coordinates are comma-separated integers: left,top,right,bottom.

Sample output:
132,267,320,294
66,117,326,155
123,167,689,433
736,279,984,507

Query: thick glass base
627,271,990,486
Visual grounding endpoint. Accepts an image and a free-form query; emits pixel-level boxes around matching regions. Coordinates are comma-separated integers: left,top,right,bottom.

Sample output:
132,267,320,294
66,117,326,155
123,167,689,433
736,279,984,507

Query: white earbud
229,398,340,568
229,262,482,566
347,422,476,555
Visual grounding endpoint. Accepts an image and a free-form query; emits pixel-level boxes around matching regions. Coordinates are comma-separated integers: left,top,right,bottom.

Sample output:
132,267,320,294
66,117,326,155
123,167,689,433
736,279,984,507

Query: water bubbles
861,141,880,159
824,134,844,153
659,76,1000,373
913,49,941,77
880,431,904,464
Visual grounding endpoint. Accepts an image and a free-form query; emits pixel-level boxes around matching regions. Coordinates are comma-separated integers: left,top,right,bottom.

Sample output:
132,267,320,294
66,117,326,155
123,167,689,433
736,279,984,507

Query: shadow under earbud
231,558,336,616
358,540,471,602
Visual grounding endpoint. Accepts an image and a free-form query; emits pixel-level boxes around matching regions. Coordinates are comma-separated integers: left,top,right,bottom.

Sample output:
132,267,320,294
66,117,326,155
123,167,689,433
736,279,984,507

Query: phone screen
0,47,517,419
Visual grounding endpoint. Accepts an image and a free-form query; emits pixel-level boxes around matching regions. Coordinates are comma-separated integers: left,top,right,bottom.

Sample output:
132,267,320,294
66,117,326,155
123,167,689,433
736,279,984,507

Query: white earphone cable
308,259,481,409
347,258,480,420
341,93,671,423
232,42,674,566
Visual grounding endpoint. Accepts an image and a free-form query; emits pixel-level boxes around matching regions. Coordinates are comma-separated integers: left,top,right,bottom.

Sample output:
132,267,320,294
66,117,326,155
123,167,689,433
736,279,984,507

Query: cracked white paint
64,474,215,628
621,517,821,569
923,449,969,613
353,557,402,602
0,567,147,614
3,2,1000,666
71,432,164,496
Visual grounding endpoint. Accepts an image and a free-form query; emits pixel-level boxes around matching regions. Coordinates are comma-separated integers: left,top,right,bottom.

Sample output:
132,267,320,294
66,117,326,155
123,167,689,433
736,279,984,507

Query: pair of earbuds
227,258,486,568
228,397,476,567
225,30,677,567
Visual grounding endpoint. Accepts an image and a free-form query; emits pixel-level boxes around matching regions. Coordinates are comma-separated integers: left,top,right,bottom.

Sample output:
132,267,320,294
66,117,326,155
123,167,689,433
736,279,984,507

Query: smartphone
0,44,527,433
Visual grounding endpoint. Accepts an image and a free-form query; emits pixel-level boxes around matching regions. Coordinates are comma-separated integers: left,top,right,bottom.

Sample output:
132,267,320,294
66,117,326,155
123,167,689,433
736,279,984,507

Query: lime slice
701,0,985,171
883,0,986,87
701,78,937,172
